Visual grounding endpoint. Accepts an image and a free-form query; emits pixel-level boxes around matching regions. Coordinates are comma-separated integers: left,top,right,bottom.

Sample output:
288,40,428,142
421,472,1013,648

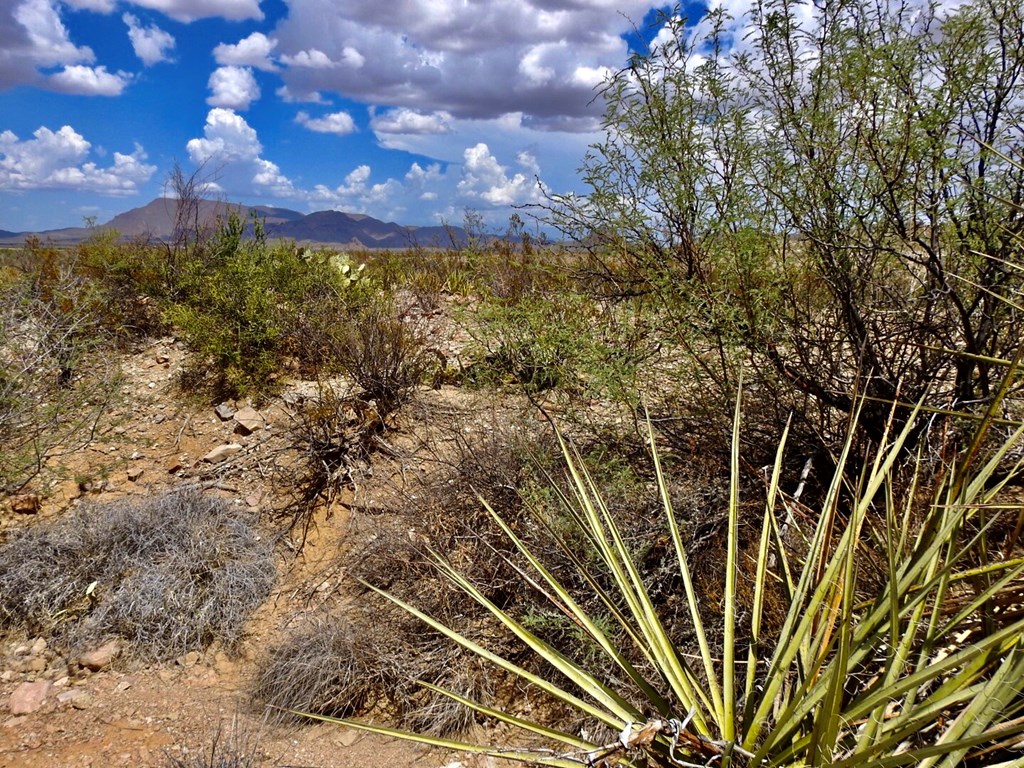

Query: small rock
176,651,202,667
147,381,156,389
56,689,92,709
10,494,41,515
156,669,176,683
232,406,263,435
27,657,46,673
126,467,144,482
155,351,170,364
78,640,120,671
153,413,166,424
8,680,51,715
214,403,235,421
0,671,14,682
244,493,262,509
29,638,47,656
202,444,243,463
167,459,184,474
332,728,360,747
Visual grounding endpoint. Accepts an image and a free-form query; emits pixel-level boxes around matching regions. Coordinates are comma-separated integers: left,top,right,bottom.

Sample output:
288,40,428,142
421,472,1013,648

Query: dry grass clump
252,609,490,736
163,720,268,768
0,487,275,661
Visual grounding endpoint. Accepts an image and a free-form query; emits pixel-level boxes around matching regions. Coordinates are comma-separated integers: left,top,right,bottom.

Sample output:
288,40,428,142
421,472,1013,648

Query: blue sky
0,0,693,232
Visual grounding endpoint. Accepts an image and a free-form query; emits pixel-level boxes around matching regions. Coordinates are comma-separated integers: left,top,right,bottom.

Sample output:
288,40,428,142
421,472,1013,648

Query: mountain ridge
0,198,466,249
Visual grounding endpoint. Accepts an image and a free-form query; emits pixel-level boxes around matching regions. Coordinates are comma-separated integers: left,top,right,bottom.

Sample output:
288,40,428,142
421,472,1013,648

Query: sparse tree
547,0,1024,454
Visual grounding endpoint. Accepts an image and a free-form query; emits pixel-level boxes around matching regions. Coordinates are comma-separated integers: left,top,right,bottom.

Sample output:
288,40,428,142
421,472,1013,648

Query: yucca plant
304,381,1024,766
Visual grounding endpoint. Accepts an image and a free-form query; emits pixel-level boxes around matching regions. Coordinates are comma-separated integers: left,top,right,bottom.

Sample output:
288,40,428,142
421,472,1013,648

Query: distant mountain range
0,198,467,250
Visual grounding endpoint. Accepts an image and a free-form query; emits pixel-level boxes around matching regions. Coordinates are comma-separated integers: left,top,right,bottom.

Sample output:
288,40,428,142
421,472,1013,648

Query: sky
0,0,699,232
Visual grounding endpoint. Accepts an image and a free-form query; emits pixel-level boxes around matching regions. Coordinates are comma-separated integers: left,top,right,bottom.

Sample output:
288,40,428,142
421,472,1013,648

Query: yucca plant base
296,385,1024,768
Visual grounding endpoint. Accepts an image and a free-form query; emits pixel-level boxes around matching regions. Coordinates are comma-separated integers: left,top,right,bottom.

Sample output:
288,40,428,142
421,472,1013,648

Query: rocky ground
0,319,502,768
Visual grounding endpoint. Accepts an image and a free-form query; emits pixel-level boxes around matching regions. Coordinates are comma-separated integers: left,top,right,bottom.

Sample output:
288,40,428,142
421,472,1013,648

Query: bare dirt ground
0,328,500,768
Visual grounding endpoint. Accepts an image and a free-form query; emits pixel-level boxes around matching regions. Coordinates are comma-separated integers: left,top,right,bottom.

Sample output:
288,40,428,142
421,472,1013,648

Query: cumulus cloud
186,108,295,196
0,0,94,89
275,84,329,104
371,108,451,136
48,64,131,95
295,110,356,135
213,32,278,71
267,0,648,128
0,124,155,194
279,48,336,69
207,65,260,110
457,142,542,206
122,0,262,23
123,13,175,66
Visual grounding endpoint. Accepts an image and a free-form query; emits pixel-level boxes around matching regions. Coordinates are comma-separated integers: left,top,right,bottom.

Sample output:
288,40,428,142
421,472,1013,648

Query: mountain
104,198,306,239
270,210,462,249
0,198,467,249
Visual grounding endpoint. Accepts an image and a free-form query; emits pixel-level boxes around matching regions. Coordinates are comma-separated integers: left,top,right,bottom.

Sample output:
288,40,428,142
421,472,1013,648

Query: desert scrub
168,213,370,397
0,487,275,661
465,290,645,401
0,247,121,491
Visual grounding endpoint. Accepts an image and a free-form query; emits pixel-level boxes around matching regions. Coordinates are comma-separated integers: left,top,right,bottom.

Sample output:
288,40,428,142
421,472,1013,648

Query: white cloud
268,0,645,127
0,0,93,89
48,64,131,95
295,110,357,135
186,107,262,163
207,65,260,110
279,48,336,69
213,32,278,71
457,142,541,206
63,0,117,10
123,0,262,23
0,125,155,194
123,13,175,66
186,108,295,197
275,84,329,104
371,108,452,136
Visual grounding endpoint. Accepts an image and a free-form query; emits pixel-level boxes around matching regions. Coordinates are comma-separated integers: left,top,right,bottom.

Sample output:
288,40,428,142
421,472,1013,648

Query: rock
232,406,263,435
126,467,144,482
214,403,235,421
10,494,41,514
8,681,51,714
175,651,202,667
78,640,120,671
29,638,47,656
27,657,46,673
167,459,184,474
332,728,360,747
202,444,243,463
155,351,170,364
56,689,92,709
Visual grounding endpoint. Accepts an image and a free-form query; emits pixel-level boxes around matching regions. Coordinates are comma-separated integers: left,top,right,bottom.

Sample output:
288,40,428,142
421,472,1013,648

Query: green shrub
0,245,121,491
168,214,370,397
331,296,432,416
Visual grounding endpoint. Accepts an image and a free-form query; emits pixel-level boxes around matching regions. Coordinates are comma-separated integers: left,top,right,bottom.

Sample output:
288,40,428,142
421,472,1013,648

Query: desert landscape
4,2,1024,767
